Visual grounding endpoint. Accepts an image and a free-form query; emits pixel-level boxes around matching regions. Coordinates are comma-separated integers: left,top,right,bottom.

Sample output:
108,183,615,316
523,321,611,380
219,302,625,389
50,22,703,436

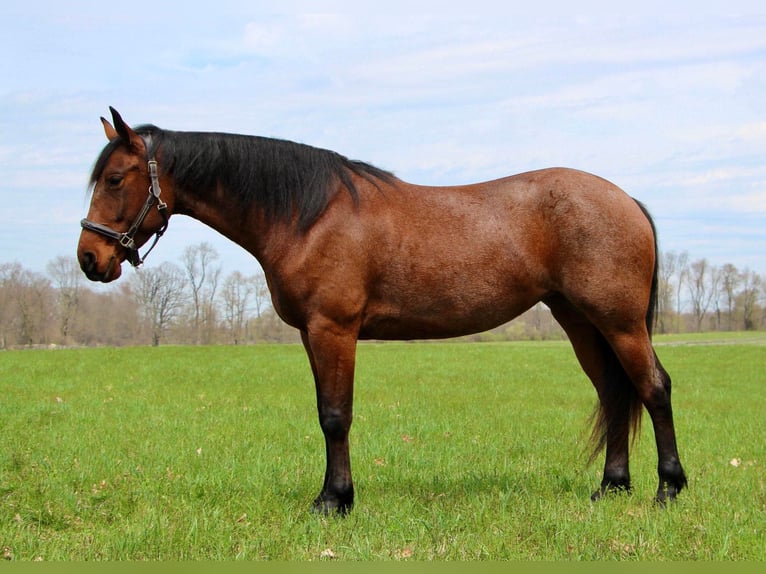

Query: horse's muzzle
78,250,120,283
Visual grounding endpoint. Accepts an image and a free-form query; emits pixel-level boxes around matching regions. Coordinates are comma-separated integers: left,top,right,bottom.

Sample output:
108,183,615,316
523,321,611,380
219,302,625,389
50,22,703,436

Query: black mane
90,126,395,230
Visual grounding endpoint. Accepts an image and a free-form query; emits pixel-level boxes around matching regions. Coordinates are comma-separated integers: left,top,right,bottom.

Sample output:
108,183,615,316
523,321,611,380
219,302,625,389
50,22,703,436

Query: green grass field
1,336,764,560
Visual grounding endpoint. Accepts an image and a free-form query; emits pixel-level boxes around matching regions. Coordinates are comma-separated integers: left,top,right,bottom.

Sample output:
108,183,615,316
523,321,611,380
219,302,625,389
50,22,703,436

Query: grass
0,338,764,560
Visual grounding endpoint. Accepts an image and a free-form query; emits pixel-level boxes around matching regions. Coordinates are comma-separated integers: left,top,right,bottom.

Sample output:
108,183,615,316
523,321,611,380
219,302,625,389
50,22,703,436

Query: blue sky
1,1,765,279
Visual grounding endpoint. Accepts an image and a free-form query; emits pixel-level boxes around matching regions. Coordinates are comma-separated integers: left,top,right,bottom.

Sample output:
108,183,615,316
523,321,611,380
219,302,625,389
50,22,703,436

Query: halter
80,156,169,267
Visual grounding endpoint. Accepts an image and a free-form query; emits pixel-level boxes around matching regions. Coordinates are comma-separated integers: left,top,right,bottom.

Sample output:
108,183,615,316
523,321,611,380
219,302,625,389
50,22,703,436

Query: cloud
242,14,354,54
681,166,765,188
2,3,766,275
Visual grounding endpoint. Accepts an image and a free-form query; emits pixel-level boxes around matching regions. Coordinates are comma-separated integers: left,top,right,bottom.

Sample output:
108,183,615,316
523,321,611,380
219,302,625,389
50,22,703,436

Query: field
0,334,764,560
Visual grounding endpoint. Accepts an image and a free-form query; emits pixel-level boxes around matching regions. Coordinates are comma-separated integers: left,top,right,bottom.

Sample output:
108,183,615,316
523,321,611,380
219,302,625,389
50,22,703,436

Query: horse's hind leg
546,295,636,499
604,329,687,503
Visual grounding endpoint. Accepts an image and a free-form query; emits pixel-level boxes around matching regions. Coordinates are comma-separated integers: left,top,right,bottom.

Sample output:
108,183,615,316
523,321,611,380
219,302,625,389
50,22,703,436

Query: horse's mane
90,125,395,230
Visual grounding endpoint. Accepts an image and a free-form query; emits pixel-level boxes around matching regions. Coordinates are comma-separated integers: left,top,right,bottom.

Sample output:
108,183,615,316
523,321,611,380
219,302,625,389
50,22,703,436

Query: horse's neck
173,182,288,273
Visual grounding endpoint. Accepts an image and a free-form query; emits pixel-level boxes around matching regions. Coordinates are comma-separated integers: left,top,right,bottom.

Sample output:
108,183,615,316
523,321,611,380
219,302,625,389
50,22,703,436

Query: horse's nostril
80,251,96,273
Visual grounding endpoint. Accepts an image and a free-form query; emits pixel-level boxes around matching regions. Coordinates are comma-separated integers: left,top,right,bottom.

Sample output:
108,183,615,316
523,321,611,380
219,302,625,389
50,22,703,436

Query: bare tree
687,258,720,331
46,256,82,341
674,251,689,332
658,251,679,334
250,272,270,319
74,283,142,346
719,263,741,331
0,263,54,346
738,268,763,331
220,271,253,344
131,263,188,346
182,242,221,344
0,263,20,348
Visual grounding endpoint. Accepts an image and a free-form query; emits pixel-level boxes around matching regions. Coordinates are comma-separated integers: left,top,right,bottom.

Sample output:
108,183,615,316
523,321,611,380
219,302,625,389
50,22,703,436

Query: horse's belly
358,287,539,340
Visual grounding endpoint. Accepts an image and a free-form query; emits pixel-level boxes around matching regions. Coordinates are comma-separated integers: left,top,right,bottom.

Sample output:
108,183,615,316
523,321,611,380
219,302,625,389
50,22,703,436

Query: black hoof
655,462,688,506
654,482,684,507
591,482,632,502
311,494,353,516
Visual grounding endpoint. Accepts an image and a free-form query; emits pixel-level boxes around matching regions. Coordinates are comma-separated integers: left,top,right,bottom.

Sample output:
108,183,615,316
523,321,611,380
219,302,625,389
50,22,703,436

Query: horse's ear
101,117,119,141
109,107,144,152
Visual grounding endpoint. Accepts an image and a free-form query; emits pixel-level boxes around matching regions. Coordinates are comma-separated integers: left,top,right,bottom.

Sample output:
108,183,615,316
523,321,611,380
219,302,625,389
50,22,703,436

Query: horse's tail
636,199,660,338
588,199,657,464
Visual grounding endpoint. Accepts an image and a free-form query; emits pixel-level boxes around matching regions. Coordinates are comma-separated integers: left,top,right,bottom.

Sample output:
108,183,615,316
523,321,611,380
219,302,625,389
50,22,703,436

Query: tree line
1,243,764,349
0,243,296,349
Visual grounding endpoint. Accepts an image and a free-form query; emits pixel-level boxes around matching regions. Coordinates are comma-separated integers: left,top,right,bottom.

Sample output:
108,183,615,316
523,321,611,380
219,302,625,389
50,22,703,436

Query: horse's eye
107,174,123,187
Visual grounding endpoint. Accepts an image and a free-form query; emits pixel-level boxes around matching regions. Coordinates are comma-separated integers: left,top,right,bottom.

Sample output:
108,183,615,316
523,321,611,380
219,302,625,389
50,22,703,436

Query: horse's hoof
591,482,632,502
654,485,680,507
311,495,353,517
654,471,687,507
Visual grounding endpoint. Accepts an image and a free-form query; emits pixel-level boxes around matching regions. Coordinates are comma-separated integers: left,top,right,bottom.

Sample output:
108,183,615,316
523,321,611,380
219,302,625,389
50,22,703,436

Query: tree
658,251,679,334
687,258,720,332
674,251,689,332
220,271,253,344
738,268,763,331
0,263,54,347
719,263,741,331
131,263,188,346
250,272,270,320
46,256,82,341
0,263,15,347
74,283,142,346
182,242,221,344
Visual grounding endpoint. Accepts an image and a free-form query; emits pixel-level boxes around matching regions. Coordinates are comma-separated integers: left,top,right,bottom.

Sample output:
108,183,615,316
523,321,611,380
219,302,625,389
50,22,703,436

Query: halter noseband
81,156,169,267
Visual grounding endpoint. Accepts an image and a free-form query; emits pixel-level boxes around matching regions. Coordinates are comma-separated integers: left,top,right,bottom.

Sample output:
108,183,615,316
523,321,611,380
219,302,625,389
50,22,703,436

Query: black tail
635,199,660,338
588,199,658,463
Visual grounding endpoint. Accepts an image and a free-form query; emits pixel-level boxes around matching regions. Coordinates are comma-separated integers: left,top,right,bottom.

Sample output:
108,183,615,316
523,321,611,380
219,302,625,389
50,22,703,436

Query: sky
1,0,765,282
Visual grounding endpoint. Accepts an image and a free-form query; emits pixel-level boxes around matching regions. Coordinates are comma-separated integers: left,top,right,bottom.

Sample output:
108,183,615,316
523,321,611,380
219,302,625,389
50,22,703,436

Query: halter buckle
119,233,136,250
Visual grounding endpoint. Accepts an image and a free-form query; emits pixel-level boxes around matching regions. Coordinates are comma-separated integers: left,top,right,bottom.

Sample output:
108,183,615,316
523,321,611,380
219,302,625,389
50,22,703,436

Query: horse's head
77,108,172,282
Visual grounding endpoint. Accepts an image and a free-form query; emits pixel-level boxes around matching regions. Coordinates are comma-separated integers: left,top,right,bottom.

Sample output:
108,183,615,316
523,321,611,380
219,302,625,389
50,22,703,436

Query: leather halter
81,156,169,267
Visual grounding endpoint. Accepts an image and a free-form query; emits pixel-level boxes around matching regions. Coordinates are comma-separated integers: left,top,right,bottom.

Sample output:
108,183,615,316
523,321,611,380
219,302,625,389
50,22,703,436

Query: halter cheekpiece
80,152,169,267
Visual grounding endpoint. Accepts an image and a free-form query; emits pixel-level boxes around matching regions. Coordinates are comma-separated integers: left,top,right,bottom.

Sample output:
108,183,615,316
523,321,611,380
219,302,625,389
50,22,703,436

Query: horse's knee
318,407,351,439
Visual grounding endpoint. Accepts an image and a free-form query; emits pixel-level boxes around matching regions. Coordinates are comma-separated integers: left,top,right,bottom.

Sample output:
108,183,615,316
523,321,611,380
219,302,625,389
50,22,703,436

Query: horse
77,107,687,514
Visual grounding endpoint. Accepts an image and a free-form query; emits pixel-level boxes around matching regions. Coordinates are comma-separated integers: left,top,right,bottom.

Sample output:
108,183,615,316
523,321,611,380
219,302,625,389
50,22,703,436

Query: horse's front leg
300,327,358,515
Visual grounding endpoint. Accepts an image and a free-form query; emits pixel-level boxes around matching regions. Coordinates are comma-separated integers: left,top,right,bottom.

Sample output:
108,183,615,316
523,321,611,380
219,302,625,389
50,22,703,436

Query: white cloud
240,14,356,59
2,3,766,274
735,121,766,139
242,20,290,55
681,166,765,187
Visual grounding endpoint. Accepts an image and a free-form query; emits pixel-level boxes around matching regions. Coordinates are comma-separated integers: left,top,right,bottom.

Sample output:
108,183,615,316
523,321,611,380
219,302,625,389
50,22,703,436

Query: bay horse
77,107,687,514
